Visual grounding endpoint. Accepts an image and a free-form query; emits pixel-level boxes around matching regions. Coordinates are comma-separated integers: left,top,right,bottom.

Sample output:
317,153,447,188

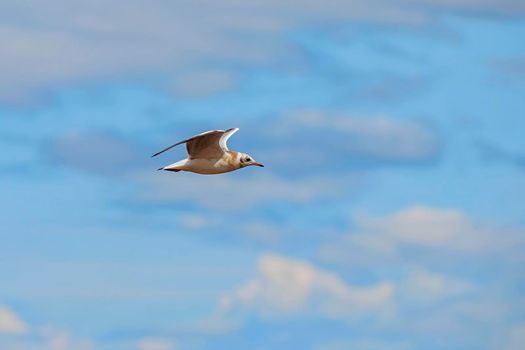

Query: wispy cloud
0,306,28,335
320,206,525,268
400,268,474,303
0,0,419,103
1,0,523,104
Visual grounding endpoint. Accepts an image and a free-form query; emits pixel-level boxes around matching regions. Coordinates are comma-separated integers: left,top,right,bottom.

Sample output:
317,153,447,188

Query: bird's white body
163,152,242,174
152,128,263,175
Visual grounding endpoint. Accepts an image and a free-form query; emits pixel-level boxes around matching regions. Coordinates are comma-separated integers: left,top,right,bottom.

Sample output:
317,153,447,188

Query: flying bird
152,128,264,174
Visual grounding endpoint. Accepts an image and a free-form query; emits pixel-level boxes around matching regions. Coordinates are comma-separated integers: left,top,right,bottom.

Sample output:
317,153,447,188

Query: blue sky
1,1,525,349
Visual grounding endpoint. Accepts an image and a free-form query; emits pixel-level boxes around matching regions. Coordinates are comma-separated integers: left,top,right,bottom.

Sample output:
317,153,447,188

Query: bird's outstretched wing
151,128,239,159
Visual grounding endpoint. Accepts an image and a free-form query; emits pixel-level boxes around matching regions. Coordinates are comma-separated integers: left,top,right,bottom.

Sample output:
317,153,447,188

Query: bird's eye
246,157,251,162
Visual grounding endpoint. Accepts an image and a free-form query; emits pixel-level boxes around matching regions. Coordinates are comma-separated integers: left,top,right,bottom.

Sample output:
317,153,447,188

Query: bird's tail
157,166,181,172
159,160,186,172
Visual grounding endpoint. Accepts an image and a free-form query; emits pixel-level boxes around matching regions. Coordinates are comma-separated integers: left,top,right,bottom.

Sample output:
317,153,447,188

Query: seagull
152,128,264,174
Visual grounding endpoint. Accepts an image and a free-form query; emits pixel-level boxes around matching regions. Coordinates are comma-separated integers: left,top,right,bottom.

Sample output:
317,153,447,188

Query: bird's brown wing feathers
151,128,239,159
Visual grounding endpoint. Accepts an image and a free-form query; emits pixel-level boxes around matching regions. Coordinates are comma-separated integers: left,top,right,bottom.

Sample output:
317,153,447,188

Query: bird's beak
253,162,264,167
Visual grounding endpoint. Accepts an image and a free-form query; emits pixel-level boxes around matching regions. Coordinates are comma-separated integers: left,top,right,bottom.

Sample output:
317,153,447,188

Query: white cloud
359,206,474,247
217,254,394,321
0,0,521,103
138,337,177,350
0,307,28,335
401,268,473,302
320,206,525,267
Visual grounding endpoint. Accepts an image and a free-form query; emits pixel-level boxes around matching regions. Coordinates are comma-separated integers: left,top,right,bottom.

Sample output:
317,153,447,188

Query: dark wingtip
157,167,164,171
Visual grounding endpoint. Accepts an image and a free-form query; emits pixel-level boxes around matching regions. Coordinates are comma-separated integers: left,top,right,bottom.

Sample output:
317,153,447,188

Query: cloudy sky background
1,1,525,349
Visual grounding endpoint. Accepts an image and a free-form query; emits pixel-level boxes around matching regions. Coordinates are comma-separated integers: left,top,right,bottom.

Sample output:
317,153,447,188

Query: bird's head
239,153,264,168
